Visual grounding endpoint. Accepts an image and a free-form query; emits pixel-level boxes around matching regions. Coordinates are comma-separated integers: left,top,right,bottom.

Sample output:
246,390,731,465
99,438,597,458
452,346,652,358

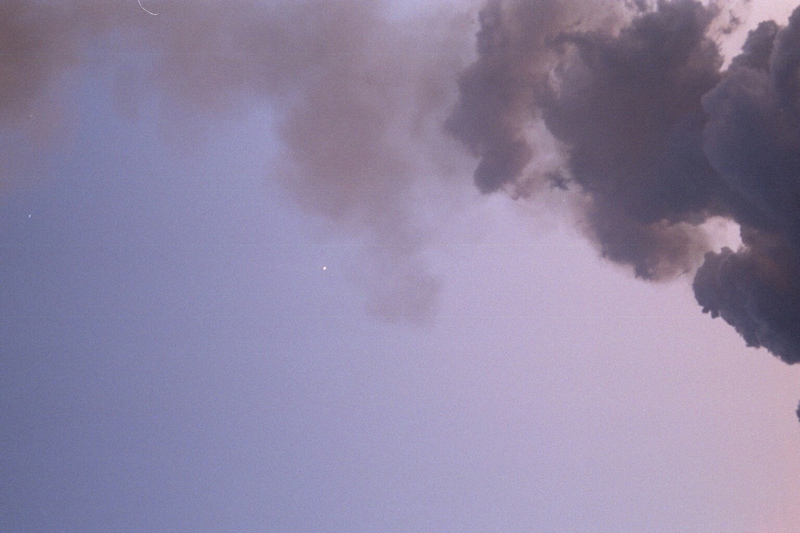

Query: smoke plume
0,0,474,322
6,0,800,373
447,0,800,380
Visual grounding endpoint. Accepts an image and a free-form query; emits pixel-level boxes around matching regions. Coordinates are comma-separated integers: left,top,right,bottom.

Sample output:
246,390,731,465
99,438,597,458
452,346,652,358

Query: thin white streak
137,0,158,16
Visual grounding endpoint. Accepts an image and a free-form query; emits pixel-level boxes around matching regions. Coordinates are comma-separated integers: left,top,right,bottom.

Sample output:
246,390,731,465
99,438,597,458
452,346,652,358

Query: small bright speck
28,214,31,218
322,266,327,271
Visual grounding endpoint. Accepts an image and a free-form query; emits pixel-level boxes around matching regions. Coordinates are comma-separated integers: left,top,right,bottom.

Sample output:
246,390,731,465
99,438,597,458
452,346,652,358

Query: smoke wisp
0,0,475,322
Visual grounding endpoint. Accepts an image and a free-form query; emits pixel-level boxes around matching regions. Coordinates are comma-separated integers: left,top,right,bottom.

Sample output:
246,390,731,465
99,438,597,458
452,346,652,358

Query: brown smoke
0,0,475,322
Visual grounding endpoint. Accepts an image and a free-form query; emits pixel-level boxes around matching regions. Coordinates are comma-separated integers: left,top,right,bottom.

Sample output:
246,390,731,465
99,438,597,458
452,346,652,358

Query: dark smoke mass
448,0,800,374
4,1,800,372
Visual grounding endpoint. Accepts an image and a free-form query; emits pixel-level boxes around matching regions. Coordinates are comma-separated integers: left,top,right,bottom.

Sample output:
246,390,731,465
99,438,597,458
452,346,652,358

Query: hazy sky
3,1,800,531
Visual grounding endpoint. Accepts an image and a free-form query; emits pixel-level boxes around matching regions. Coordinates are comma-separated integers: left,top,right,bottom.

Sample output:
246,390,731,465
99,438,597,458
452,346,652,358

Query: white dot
322,266,327,271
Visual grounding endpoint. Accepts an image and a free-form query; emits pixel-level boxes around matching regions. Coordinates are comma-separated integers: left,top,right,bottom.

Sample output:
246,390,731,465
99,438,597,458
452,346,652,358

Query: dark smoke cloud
448,0,727,278
447,0,800,368
583,197,713,279
696,7,800,365
444,0,619,194
546,0,727,278
7,0,800,363
694,230,800,364
0,0,474,322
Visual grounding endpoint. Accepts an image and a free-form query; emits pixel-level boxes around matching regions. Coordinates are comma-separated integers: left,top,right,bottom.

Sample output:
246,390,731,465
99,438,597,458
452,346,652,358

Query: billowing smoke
447,0,800,382
695,9,800,365
448,0,727,279
6,0,800,372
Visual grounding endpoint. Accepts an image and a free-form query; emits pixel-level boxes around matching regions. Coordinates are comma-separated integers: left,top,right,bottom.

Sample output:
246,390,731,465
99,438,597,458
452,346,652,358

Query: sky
3,0,800,531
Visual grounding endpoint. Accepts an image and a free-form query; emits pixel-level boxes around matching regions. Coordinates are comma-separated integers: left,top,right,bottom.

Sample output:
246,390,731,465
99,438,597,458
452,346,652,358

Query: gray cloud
8,0,800,359
447,0,800,369
695,7,800,365
444,0,617,194
694,230,800,365
448,0,726,279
